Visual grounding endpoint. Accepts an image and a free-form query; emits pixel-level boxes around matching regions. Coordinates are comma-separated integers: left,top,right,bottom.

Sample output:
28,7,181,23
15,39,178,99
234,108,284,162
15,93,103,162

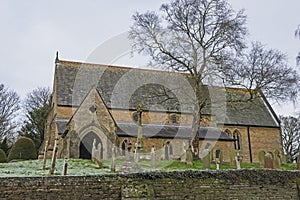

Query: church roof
54,60,280,128
116,123,235,141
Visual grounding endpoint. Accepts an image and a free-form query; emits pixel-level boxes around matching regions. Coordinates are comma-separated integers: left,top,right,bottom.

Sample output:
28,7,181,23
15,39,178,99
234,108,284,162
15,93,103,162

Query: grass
0,158,297,177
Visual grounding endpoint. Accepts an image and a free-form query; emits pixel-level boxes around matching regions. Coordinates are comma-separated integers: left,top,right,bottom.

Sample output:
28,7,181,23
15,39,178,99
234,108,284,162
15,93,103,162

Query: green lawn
0,158,297,177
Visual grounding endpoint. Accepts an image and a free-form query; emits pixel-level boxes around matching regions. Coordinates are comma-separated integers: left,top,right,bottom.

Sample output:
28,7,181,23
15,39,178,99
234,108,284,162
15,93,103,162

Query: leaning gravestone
273,150,281,169
258,151,265,168
202,149,211,170
264,152,274,169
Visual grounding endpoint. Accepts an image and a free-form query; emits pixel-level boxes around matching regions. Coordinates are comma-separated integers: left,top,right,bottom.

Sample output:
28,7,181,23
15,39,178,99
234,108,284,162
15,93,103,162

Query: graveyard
0,157,297,177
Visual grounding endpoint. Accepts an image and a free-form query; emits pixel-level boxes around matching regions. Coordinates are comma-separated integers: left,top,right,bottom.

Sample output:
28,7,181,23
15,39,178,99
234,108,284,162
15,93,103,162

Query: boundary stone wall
0,169,299,200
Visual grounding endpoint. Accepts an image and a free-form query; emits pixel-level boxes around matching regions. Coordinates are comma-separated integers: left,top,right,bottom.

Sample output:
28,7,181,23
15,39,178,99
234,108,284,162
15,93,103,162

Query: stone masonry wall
0,170,299,200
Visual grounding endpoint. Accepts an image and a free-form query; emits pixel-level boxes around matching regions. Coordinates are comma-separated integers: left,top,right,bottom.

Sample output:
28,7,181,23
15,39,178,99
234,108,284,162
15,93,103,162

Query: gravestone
229,150,237,167
111,146,116,173
62,157,68,176
281,155,287,165
151,146,156,170
91,139,96,161
273,150,281,169
202,148,211,170
235,151,242,170
215,149,221,170
49,138,59,175
264,152,274,169
186,146,193,165
42,140,48,170
181,142,186,163
258,151,265,167
96,143,101,160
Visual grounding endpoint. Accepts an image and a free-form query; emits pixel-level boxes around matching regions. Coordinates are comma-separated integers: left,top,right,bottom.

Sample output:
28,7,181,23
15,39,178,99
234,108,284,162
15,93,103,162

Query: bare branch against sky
0,0,299,115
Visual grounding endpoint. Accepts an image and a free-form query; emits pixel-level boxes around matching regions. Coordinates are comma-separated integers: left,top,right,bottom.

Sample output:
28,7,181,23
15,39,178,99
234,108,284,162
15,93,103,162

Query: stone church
40,56,282,163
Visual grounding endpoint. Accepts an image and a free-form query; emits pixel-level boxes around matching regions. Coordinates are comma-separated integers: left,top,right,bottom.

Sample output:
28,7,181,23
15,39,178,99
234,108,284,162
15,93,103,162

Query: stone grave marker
264,152,274,169
258,151,265,167
215,149,221,170
235,151,242,170
186,146,193,165
111,146,116,173
229,150,237,167
202,148,211,170
273,150,281,169
281,155,287,165
62,157,68,176
151,146,156,170
181,141,186,163
91,138,96,161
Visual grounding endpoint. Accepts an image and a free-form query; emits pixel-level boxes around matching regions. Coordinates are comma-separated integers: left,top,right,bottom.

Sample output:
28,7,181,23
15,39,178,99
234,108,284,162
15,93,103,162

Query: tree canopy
280,116,300,163
129,0,299,155
18,87,51,153
0,84,20,142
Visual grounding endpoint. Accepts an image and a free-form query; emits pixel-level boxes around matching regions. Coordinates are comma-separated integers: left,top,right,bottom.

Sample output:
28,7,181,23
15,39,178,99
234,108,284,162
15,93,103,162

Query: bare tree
0,84,20,142
295,25,300,65
18,87,51,153
280,116,300,163
221,42,299,103
129,0,248,154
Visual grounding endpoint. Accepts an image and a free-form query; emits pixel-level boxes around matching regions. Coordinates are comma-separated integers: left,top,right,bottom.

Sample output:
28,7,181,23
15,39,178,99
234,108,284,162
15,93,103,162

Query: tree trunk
191,84,203,158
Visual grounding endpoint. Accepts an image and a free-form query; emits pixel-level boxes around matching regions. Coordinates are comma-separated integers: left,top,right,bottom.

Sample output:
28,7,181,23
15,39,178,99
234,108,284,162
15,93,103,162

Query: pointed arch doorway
79,131,103,159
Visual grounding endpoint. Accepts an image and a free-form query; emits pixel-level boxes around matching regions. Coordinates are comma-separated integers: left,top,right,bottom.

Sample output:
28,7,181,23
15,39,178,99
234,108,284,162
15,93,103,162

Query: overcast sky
0,0,299,116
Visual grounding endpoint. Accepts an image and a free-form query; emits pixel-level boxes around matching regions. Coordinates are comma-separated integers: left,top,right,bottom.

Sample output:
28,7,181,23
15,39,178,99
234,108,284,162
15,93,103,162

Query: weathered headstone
229,150,237,167
96,143,101,160
49,138,59,175
273,150,281,169
62,157,68,176
264,152,274,169
161,144,165,160
215,149,221,170
186,146,193,165
92,138,96,161
42,140,48,170
202,149,211,170
281,154,287,165
258,151,265,167
151,146,156,170
181,141,186,163
111,146,116,173
235,151,242,170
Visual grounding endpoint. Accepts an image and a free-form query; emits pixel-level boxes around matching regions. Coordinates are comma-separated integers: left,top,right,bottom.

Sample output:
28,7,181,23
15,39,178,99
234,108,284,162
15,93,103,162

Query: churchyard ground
0,158,297,177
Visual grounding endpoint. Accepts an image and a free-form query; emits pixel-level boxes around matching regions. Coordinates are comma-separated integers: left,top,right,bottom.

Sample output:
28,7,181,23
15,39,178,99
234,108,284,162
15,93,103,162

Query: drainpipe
247,126,253,163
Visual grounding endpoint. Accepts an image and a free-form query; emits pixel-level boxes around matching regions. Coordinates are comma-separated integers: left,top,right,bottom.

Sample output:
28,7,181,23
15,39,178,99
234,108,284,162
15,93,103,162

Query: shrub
8,137,37,161
0,149,7,163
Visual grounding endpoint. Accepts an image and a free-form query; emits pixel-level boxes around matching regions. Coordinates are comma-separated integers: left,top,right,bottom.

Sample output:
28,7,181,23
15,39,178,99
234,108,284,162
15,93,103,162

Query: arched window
233,130,241,150
164,141,173,160
224,129,232,137
121,139,127,156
